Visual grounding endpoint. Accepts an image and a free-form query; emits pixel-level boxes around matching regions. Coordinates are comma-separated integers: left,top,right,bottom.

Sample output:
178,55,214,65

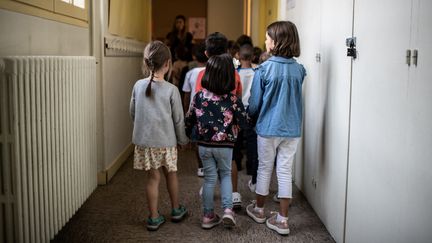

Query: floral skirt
133,145,178,172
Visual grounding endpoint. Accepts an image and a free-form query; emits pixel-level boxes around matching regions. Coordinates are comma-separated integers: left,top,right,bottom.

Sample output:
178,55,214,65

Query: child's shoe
222,208,236,228
232,192,242,209
266,213,290,235
197,167,204,177
146,215,165,231
272,193,280,203
171,204,188,222
248,179,256,192
246,201,266,223
201,213,222,229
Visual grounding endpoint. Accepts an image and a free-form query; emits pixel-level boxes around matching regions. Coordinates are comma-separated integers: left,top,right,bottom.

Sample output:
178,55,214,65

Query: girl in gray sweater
130,41,189,231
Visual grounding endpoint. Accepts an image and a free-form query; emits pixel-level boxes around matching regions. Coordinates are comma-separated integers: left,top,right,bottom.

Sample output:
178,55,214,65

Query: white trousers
255,136,300,198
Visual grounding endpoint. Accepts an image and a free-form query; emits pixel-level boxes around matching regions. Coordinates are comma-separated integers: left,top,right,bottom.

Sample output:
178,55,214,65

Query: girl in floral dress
185,53,248,229
130,41,189,231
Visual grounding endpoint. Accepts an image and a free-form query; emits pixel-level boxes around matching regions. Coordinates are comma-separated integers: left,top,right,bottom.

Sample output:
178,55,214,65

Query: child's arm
182,71,192,113
247,67,263,118
171,88,189,145
233,96,249,130
235,71,243,98
129,87,136,123
183,92,191,114
185,94,198,138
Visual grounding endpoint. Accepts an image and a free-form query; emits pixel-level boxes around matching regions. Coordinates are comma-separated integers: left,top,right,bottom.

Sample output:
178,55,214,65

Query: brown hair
239,44,254,61
142,41,172,96
266,21,300,58
205,32,228,57
201,54,235,95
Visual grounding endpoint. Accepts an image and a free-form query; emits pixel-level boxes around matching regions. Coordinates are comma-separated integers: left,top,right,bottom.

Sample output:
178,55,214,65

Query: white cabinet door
346,0,419,242
314,1,353,242
287,1,354,242
285,0,322,204
403,0,432,240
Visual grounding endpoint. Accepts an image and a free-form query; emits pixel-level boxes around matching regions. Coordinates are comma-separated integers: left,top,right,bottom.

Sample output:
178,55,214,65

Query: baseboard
97,171,108,185
97,143,134,185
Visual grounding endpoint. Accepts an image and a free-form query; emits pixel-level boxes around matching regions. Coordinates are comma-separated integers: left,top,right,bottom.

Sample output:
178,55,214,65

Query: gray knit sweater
130,78,189,147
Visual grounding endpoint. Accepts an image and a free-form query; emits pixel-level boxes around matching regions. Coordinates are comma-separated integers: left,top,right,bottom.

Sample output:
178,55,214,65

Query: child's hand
178,143,190,150
232,125,240,136
185,143,192,150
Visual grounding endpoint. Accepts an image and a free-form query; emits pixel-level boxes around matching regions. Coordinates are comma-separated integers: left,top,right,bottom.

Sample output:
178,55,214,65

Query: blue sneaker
146,215,165,231
171,205,188,222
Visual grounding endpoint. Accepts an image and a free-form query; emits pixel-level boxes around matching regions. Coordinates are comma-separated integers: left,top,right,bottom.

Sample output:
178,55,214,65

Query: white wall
98,1,143,170
101,57,141,169
207,0,243,41
0,9,89,56
0,3,144,173
90,0,142,172
250,0,260,47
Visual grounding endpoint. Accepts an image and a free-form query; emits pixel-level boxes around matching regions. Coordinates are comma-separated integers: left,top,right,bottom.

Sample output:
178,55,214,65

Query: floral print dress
134,146,178,172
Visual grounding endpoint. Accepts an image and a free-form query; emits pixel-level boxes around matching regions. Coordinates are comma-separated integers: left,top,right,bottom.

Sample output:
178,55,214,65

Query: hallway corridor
52,149,335,242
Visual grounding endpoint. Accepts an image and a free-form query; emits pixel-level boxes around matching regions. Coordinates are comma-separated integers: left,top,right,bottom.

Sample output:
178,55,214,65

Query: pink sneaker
246,201,266,223
201,213,222,229
222,208,236,228
266,213,290,235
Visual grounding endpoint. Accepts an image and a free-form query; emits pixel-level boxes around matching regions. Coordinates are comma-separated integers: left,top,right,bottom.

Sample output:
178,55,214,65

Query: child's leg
275,138,300,217
215,148,233,210
231,161,238,192
196,148,203,168
146,168,161,218
255,136,278,208
194,143,203,176
162,167,179,209
198,146,218,214
233,131,243,171
246,127,258,183
232,133,243,208
231,131,243,193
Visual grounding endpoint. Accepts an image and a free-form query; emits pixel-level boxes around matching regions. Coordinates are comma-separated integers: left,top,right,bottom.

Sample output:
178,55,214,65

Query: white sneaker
232,192,242,209
197,168,204,177
248,179,256,192
272,193,280,203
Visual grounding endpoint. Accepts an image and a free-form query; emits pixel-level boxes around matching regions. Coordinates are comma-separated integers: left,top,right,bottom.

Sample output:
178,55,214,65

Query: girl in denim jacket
185,54,248,229
246,21,306,236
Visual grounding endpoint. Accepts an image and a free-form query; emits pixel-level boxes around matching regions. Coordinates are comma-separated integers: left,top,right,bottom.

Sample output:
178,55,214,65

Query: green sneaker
146,215,165,231
171,205,188,222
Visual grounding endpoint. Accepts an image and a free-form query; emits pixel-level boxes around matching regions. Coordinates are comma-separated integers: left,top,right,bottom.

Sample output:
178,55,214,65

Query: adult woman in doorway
166,15,193,62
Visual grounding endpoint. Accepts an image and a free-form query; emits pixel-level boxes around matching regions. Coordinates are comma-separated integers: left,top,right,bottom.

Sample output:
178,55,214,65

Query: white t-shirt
182,66,206,108
237,68,255,107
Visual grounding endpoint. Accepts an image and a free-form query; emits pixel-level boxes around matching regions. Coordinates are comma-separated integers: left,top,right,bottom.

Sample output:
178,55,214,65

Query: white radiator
0,56,97,243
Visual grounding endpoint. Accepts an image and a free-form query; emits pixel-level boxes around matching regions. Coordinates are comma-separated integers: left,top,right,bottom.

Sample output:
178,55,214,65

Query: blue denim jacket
248,56,306,137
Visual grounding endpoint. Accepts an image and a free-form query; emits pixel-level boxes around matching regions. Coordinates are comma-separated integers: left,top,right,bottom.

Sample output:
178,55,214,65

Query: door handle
412,49,418,66
346,37,357,59
406,49,411,66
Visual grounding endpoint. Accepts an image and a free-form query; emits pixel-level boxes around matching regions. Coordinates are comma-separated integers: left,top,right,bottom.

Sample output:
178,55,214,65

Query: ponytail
145,70,155,97
142,40,172,97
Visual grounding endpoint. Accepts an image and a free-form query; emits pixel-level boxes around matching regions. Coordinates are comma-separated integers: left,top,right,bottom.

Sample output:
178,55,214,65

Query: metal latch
346,37,357,59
